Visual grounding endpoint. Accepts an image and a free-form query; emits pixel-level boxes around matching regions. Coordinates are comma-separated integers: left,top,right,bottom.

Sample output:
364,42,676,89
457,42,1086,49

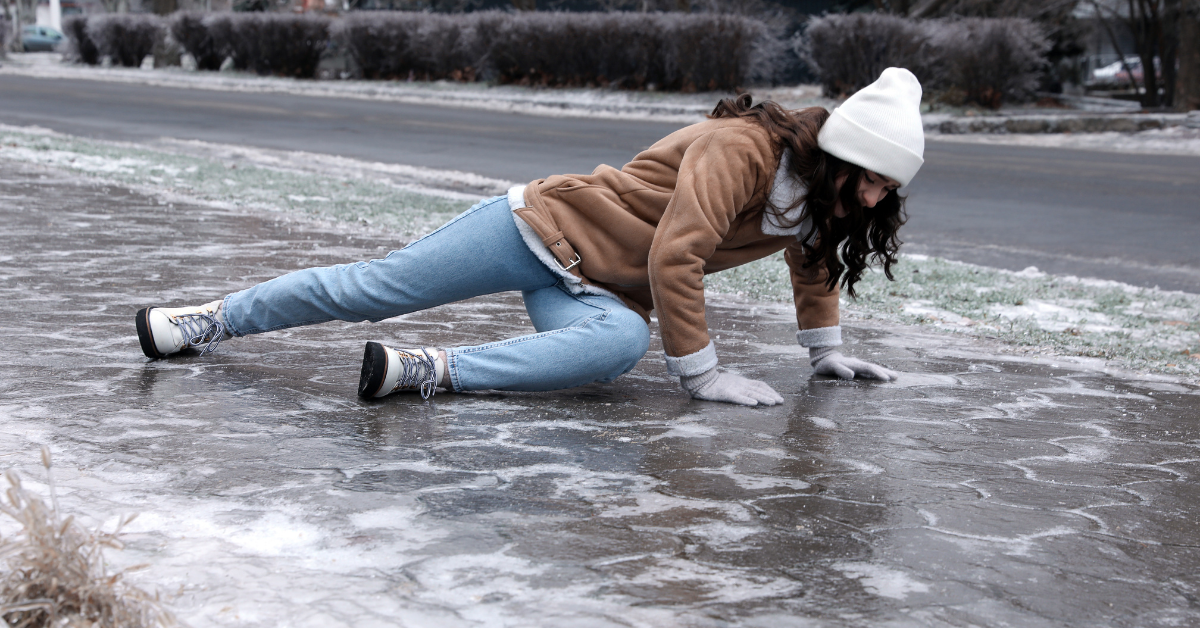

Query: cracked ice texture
0,164,1199,626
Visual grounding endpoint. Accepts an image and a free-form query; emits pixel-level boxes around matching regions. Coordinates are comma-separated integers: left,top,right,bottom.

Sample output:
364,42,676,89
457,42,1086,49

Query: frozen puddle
2,162,1200,626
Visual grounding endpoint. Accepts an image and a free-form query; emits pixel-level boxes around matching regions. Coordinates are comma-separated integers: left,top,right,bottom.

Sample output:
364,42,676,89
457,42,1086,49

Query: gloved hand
810,347,899,381
680,367,784,406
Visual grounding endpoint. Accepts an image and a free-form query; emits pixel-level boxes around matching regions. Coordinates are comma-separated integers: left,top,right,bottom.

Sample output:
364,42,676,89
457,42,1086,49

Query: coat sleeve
784,241,842,347
648,128,772,375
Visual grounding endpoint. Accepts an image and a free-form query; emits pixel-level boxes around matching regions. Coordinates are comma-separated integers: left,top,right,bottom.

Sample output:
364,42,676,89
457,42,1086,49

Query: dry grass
0,448,175,628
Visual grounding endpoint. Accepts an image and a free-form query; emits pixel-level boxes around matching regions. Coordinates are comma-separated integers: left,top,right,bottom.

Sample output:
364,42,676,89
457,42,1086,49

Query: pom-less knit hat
817,67,925,187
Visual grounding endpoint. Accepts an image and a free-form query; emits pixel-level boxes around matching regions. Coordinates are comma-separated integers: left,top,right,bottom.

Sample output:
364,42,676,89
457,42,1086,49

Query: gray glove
810,347,899,381
680,367,784,407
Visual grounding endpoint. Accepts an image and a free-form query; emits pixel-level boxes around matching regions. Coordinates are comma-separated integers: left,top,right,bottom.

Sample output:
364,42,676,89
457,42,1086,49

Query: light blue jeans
221,196,651,393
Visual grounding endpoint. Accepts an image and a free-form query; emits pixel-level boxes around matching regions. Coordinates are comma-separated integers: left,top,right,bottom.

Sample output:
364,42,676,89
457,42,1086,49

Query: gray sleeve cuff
796,325,842,348
664,341,718,377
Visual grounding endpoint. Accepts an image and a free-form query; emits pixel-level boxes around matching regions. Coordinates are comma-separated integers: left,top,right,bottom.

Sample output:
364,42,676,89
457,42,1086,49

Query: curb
927,111,1199,135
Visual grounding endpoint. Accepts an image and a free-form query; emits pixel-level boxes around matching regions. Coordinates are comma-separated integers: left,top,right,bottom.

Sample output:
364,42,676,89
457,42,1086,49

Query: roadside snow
2,123,1196,379
0,124,489,237
706,254,1200,379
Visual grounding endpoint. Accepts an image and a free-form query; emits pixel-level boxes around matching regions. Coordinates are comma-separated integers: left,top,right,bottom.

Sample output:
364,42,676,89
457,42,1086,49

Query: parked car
21,25,64,52
1089,56,1161,86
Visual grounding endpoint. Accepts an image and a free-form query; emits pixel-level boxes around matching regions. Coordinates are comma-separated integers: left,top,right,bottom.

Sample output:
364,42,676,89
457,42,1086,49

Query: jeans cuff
220,294,244,337
445,347,463,393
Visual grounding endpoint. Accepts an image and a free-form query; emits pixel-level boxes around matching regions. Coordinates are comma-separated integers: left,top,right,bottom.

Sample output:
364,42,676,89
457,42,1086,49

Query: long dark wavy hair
709,94,907,297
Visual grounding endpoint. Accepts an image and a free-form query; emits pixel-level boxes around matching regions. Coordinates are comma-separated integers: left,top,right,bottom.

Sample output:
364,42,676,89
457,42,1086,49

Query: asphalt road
3,73,1198,292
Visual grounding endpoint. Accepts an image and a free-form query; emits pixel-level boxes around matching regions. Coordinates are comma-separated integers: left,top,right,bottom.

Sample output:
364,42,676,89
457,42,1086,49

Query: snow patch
809,416,838,429
834,562,930,599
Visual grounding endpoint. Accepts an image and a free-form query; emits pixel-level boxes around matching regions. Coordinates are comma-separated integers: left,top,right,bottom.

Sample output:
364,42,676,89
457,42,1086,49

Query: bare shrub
339,11,776,91
493,12,775,91
798,13,1049,108
63,16,100,66
485,12,664,88
171,13,329,77
221,13,331,78
929,17,1049,108
86,15,164,68
339,11,496,81
659,13,776,91
0,448,174,628
169,11,224,71
244,14,331,78
799,13,934,98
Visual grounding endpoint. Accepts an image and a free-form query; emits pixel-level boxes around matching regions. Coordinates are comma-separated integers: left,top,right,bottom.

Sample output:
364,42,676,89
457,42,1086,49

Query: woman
135,68,924,407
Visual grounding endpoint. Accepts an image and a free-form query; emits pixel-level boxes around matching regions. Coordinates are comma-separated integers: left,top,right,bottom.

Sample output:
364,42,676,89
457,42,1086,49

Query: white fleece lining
761,150,820,243
664,340,718,377
507,185,622,303
796,326,843,348
762,150,807,237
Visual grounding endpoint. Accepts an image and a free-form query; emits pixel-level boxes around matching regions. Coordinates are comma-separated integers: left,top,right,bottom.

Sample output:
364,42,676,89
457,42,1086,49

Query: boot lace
390,348,438,400
172,312,225,356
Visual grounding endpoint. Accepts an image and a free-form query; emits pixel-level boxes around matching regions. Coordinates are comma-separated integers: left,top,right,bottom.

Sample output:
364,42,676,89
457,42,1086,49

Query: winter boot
358,342,445,400
135,300,228,359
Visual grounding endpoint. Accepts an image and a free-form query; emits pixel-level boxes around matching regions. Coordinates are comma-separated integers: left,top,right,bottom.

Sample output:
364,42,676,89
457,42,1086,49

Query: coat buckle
553,241,582,271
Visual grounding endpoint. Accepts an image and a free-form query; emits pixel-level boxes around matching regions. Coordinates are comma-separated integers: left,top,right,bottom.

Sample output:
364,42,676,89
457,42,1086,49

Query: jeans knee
592,309,650,379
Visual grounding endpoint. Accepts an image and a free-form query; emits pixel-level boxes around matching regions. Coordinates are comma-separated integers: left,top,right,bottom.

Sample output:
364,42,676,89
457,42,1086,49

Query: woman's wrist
809,346,838,366
679,366,719,394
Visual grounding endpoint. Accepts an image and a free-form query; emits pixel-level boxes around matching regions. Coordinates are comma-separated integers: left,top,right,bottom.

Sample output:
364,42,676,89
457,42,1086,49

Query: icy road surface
1,165,1199,627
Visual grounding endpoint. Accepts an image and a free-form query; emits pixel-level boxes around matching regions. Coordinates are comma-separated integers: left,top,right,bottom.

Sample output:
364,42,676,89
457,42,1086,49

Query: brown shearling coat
514,116,840,360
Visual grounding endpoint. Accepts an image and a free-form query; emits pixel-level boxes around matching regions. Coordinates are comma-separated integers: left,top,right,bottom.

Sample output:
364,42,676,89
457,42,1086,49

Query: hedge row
176,13,330,77
64,10,1050,104
66,13,327,76
341,11,778,90
799,13,1050,107
67,11,777,90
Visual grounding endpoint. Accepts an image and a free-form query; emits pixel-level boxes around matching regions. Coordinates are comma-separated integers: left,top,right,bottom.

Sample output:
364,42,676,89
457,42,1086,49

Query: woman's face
833,170,901,218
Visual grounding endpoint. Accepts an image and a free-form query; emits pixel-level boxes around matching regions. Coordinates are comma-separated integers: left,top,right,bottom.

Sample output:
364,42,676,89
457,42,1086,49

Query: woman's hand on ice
680,368,784,407
809,347,899,381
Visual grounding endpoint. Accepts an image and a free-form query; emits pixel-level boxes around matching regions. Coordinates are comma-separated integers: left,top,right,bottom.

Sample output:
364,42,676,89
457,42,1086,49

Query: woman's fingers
735,374,783,406
814,351,899,381
747,381,784,405
847,358,900,381
846,358,892,380
828,361,856,379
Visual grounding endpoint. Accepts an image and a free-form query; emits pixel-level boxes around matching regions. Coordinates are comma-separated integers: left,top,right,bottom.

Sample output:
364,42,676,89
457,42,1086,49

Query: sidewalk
2,143,1200,627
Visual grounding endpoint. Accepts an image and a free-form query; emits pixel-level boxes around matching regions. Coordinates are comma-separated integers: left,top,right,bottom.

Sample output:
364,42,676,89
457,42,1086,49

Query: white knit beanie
817,67,925,187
